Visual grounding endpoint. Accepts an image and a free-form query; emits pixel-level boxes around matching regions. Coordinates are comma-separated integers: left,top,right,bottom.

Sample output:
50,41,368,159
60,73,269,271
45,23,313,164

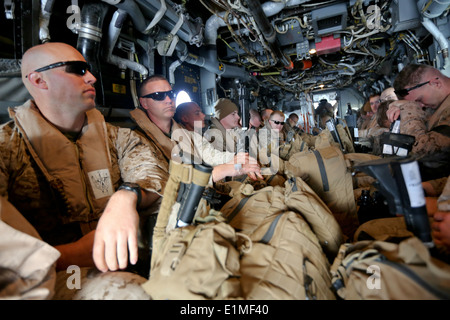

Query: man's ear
27,72,48,90
180,114,189,124
139,97,147,109
430,77,441,89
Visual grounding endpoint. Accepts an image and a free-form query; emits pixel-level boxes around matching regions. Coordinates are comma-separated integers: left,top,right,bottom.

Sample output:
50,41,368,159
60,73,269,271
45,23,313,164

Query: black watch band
117,182,142,208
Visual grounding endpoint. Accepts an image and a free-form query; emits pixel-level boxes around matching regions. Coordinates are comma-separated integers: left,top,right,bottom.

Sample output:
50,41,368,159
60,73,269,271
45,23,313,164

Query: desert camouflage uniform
0,196,60,299
0,100,168,246
398,96,450,177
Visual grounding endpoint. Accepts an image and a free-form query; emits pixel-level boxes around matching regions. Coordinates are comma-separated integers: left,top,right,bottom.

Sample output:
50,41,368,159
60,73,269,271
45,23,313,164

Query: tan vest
427,94,450,131
10,102,114,222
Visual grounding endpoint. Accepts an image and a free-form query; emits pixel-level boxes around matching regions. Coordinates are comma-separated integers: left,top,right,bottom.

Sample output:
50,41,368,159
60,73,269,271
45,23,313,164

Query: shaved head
22,42,86,83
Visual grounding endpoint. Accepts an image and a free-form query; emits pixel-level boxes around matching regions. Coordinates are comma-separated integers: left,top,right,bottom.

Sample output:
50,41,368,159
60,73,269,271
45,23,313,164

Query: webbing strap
289,178,298,192
313,150,329,192
300,141,306,151
227,196,250,223
260,214,283,244
266,174,276,184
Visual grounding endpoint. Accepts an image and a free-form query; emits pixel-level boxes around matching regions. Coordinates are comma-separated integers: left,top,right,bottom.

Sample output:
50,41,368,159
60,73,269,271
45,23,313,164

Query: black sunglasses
26,61,91,78
271,120,285,125
141,90,176,101
394,78,438,97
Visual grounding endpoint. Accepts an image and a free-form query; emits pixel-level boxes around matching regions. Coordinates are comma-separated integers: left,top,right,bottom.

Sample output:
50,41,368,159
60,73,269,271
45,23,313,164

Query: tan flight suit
282,120,302,140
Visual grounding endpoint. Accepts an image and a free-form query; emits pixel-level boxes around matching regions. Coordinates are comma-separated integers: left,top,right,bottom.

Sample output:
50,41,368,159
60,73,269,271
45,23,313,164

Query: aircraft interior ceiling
0,0,449,120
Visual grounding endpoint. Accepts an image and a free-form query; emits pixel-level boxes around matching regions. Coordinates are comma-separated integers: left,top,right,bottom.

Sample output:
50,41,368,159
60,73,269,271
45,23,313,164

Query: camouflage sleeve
108,125,168,196
399,102,450,157
426,176,449,195
0,145,9,198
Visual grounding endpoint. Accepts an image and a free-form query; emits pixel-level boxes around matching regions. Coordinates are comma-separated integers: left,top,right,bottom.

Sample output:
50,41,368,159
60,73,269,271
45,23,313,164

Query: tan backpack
337,121,355,153
142,160,246,300
314,124,355,154
279,133,310,160
219,177,344,300
285,145,359,239
239,211,336,300
344,153,381,189
141,212,247,300
219,177,344,258
330,237,450,300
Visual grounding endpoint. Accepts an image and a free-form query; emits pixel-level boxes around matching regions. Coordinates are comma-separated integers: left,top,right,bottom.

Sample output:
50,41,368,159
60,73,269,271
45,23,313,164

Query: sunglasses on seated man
270,120,285,125
26,61,91,78
394,78,439,97
141,90,176,101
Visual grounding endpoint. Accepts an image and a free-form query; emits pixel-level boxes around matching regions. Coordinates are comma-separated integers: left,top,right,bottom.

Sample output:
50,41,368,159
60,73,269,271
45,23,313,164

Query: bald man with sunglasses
386,64,450,179
0,42,168,299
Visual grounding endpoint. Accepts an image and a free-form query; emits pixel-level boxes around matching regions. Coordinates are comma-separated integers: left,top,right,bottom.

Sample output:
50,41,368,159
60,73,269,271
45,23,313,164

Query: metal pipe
38,0,55,42
144,0,167,33
110,0,148,32
204,0,286,45
105,9,149,77
77,2,109,106
246,0,291,68
174,41,250,81
421,17,450,76
419,0,450,18
77,2,109,77
135,0,202,45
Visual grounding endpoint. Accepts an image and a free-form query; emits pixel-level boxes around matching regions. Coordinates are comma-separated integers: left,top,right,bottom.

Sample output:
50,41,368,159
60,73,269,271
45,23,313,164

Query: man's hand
386,100,421,123
386,101,402,123
234,152,263,180
211,152,262,182
432,211,450,250
93,190,140,272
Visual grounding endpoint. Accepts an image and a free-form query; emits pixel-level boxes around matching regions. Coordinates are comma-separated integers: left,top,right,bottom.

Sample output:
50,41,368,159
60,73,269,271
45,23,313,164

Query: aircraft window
176,90,191,107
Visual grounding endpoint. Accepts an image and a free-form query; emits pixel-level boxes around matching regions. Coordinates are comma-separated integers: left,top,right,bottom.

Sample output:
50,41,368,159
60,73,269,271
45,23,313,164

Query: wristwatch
117,182,142,208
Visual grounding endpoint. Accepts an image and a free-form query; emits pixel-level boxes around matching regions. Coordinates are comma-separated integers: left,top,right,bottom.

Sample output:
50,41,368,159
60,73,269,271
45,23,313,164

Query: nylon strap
313,150,329,192
260,214,283,244
226,196,250,223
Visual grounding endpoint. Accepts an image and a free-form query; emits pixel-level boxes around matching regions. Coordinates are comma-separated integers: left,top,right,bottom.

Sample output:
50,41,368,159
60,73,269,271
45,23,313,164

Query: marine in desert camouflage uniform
0,42,168,299
391,99,450,159
0,102,167,246
390,64,450,179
